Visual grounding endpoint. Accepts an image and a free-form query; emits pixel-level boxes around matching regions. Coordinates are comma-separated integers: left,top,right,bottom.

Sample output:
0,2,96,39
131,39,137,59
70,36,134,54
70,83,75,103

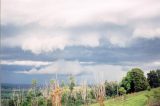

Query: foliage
118,87,126,95
147,86,151,91
152,88,160,100
147,70,160,88
146,88,160,106
105,81,118,97
2,68,160,106
93,83,106,106
121,73,131,92
89,89,96,99
121,68,149,93
80,81,89,105
69,75,75,92
91,87,160,106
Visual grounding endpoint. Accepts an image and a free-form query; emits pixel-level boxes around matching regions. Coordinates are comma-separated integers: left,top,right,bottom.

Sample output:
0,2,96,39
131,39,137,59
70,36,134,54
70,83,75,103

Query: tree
121,74,131,93
69,75,75,93
147,70,159,88
157,69,160,86
104,81,118,97
121,68,148,93
32,80,37,90
80,81,88,106
51,80,62,106
93,83,105,106
156,69,160,78
67,75,76,106
61,80,65,87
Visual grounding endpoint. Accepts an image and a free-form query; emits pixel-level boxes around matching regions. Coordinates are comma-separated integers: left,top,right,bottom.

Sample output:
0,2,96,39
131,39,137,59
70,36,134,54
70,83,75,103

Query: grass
90,88,160,106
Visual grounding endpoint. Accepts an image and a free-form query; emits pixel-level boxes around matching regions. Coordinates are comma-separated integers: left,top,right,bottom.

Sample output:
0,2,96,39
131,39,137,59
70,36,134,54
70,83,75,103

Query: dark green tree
147,70,159,88
105,81,119,97
121,73,131,93
156,69,160,77
121,68,148,93
156,69,160,86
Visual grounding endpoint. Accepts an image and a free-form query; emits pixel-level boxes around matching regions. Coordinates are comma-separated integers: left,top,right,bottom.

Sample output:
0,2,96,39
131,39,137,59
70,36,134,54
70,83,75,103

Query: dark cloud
1,7,160,84
1,37,160,65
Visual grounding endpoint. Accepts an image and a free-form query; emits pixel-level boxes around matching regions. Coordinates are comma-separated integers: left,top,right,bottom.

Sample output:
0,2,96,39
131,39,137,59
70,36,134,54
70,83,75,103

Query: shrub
118,87,126,95
147,86,151,91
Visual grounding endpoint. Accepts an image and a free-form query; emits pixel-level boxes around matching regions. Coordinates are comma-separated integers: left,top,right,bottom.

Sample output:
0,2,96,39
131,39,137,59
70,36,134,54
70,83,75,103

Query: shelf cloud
1,0,160,83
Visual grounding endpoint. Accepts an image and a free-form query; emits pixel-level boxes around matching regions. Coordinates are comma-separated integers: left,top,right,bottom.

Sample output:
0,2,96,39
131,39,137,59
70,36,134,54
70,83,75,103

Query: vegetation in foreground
91,87,160,106
1,68,160,106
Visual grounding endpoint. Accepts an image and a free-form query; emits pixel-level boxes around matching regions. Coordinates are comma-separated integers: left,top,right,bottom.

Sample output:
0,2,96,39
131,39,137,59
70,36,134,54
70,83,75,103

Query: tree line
1,68,160,106
105,68,160,97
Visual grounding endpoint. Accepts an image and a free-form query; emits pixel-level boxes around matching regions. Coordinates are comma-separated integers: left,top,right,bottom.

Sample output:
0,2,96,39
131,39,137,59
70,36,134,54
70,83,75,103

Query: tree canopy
147,69,160,88
121,68,149,93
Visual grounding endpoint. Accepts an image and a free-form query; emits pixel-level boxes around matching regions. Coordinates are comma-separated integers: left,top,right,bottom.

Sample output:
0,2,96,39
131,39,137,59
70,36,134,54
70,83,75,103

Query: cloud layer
15,60,126,81
2,31,100,54
14,60,160,81
1,0,160,54
1,60,52,67
1,0,160,83
2,0,160,26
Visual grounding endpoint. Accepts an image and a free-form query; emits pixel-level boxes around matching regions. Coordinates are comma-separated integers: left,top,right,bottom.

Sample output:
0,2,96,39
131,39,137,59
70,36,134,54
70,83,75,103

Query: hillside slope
91,88,160,106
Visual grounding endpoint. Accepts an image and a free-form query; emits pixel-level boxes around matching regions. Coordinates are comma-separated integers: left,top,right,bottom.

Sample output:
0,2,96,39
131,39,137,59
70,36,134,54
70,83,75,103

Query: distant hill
1,83,32,89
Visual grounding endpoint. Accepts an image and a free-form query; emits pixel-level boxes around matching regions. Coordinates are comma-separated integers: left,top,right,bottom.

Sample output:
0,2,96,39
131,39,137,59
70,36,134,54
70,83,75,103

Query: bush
148,88,160,106
152,88,160,100
119,87,126,95
147,86,151,91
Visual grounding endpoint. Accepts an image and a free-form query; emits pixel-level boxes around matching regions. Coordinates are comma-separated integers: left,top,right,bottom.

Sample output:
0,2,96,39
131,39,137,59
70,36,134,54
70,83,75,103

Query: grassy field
91,88,160,106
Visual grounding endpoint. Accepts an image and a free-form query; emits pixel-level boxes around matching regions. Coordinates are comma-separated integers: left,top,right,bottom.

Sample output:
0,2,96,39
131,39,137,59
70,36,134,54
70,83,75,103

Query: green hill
91,88,160,106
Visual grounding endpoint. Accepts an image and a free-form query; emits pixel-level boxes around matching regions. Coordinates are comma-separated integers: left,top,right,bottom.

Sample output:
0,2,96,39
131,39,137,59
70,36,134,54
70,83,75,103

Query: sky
1,0,160,84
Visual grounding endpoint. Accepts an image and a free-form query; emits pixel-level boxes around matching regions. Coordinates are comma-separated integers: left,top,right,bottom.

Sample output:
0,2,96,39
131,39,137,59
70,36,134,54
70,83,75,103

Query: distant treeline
1,83,32,89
